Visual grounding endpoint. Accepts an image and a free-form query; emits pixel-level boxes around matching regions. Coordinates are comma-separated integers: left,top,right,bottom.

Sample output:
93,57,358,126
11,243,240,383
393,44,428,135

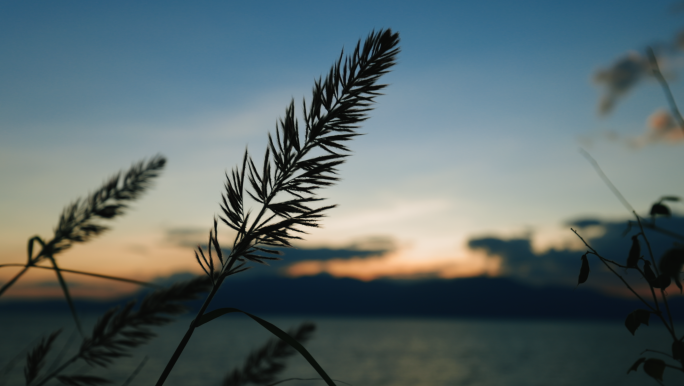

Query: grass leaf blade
197,308,336,386
47,256,83,336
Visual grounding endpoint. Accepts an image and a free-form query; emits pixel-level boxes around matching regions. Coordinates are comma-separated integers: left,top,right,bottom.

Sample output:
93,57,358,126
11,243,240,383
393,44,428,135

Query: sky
3,0,684,299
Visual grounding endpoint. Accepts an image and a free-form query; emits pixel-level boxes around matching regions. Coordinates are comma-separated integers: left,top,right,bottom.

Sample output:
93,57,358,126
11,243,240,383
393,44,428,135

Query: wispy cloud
594,51,649,114
164,226,207,248
593,26,684,117
322,199,451,231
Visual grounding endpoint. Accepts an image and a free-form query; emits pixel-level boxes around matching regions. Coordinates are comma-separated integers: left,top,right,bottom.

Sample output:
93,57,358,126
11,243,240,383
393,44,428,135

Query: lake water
1,312,683,386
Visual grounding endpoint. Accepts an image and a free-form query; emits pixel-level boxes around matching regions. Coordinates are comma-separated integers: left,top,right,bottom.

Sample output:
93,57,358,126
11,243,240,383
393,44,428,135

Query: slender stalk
0,238,51,297
579,149,634,213
660,288,677,338
1,156,165,298
646,47,684,132
636,266,663,313
157,199,276,383
571,229,656,311
0,264,159,287
601,257,659,313
634,212,678,339
634,212,658,271
573,228,682,340
664,364,684,372
122,356,149,386
0,266,30,296
634,221,684,242
154,268,231,385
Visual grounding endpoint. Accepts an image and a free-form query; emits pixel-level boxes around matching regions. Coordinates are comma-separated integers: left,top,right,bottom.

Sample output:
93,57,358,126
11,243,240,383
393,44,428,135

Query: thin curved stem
634,213,678,339
647,47,684,132
154,270,232,385
571,229,656,312
579,149,634,213
660,288,677,339
636,266,662,313
632,220,684,242
0,265,30,297
0,264,160,287
634,212,658,272
0,239,53,297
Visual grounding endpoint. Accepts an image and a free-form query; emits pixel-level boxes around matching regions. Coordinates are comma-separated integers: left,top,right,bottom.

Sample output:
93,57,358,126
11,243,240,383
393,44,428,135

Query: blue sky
2,1,684,297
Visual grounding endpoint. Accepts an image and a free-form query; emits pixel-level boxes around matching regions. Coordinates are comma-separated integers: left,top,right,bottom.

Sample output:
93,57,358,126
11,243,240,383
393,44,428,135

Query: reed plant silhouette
2,28,400,386
156,28,400,386
0,155,167,335
574,48,684,384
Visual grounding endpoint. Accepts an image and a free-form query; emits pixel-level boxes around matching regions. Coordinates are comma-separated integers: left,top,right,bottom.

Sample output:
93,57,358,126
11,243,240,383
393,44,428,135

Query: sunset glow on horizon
3,1,684,300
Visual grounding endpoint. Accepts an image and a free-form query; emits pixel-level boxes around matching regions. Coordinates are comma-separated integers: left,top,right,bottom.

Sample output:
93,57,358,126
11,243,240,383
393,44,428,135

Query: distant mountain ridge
2,275,680,320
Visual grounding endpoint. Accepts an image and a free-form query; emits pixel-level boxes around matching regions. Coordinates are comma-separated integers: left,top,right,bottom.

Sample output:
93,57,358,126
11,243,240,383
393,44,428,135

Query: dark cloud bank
4,216,684,320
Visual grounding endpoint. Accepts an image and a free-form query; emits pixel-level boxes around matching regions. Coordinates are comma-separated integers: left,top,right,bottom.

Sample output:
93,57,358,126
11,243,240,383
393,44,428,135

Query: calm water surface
1,313,682,386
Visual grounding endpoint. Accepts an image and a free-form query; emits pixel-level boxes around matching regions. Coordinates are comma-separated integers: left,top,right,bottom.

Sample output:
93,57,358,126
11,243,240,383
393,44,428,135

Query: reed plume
23,275,212,386
0,155,166,294
0,155,166,334
48,155,167,256
24,330,62,385
156,29,400,386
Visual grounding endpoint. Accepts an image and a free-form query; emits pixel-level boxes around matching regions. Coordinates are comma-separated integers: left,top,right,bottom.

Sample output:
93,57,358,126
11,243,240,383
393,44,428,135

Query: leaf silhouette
626,235,640,268
577,254,589,285
660,196,680,202
643,261,657,284
673,340,684,360
197,308,334,386
650,203,671,217
643,358,665,381
627,357,646,373
222,322,316,386
659,248,684,293
625,309,650,335
652,273,671,289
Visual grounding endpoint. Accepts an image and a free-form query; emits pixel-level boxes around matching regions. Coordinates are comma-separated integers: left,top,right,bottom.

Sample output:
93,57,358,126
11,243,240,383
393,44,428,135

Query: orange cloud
285,247,501,281
585,108,684,148
623,109,684,148
647,109,684,142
